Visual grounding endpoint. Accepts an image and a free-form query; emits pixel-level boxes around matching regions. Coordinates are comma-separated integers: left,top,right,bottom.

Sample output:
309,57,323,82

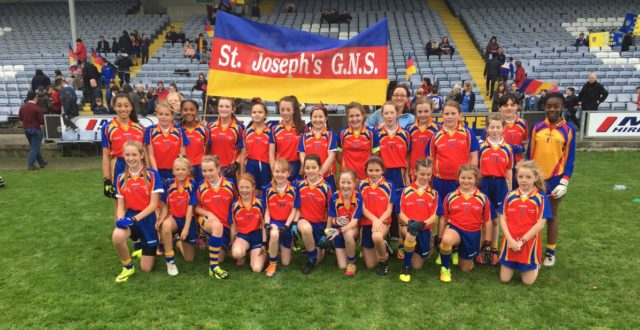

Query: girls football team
103,90,575,285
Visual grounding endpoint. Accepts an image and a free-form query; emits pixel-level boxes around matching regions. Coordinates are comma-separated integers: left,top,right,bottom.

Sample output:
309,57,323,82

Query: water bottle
613,184,628,191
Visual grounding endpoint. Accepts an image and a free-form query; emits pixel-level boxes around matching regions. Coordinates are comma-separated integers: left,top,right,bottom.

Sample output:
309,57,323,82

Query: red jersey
272,121,303,162
503,116,528,163
162,178,198,218
444,188,491,232
207,117,244,167
358,177,395,226
101,118,145,157
376,126,411,169
197,176,236,228
184,122,209,166
428,124,480,180
263,182,296,221
478,139,514,178
328,191,363,220
115,168,164,211
499,188,552,265
294,178,332,223
144,124,189,170
298,128,337,176
399,183,439,230
241,123,273,163
229,195,264,234
406,120,440,177
337,126,380,179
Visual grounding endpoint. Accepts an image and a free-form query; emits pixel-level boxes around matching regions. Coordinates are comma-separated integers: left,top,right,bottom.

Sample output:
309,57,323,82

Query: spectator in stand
322,9,339,24
461,81,475,113
111,37,119,54
87,78,102,109
537,90,548,112
19,91,47,170
131,84,147,115
36,87,50,113
96,36,110,57
492,82,507,112
575,32,589,47
549,81,559,93
169,83,178,93
183,40,196,61
564,87,580,129
106,82,120,112
145,86,156,115
499,56,514,82
447,84,462,103
59,79,75,107
119,30,132,54
438,36,455,59
509,82,524,103
196,33,208,64
286,2,295,13
60,82,79,130
425,36,440,60
633,86,640,111
339,9,352,23
177,29,186,44
31,69,51,92
130,33,141,66
251,2,260,18
421,77,434,95
54,70,64,82
411,88,425,107
81,59,100,94
233,3,243,16
484,53,501,98
524,92,539,112
74,39,87,63
93,96,109,114
192,73,208,104
207,2,215,23
485,36,499,59
115,48,133,85
496,47,506,63
578,73,608,111
366,84,415,128
72,72,84,90
514,60,526,89
621,32,634,52
155,81,169,101
427,86,444,113
47,86,61,114
140,34,150,65
165,26,179,46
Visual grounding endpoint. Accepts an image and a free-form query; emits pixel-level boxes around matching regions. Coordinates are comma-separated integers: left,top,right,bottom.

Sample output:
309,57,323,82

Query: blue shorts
414,229,432,259
433,177,458,216
236,230,263,250
448,224,481,260
221,227,231,251
271,220,292,249
545,176,563,196
158,169,174,184
479,177,508,219
308,222,327,248
192,165,203,183
360,225,374,249
125,209,158,248
174,217,197,244
288,160,301,182
500,259,539,272
332,225,346,249
245,158,271,193
384,167,404,202
112,157,126,184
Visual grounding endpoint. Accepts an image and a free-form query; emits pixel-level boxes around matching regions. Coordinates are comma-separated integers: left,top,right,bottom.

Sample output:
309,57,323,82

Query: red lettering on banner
210,39,387,79
596,116,616,132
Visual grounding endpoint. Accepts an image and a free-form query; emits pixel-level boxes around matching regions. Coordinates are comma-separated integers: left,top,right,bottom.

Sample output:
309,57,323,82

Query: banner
620,13,637,34
207,11,388,105
518,79,551,95
589,32,609,47
90,48,106,73
405,54,416,81
585,112,640,139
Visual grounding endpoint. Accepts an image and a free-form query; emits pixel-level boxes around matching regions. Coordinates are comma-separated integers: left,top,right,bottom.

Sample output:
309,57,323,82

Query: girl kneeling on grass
157,156,198,276
111,140,164,283
326,170,363,276
230,173,267,273
499,160,551,285
439,164,491,283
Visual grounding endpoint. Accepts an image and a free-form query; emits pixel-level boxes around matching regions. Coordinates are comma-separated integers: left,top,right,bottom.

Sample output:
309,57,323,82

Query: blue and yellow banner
609,32,624,47
589,32,610,48
207,11,389,105
620,13,637,34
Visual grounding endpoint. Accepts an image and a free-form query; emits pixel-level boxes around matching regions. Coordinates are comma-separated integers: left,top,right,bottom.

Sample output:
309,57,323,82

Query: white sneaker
543,254,556,267
166,262,179,276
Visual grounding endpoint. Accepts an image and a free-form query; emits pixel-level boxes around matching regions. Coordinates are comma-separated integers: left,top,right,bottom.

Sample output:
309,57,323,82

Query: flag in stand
204,22,214,38
68,43,75,66
405,54,416,81
91,48,106,73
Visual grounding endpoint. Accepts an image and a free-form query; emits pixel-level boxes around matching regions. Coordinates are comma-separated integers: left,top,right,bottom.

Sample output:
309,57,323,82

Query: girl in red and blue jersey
405,98,440,182
263,158,297,277
270,95,306,182
359,156,395,275
298,105,337,190
526,92,576,267
337,102,379,180
229,173,267,273
326,170,363,276
438,164,491,282
181,100,209,183
144,101,189,183
240,99,273,194
294,154,333,274
111,140,164,283
499,160,552,285
195,155,236,280
499,93,528,189
157,156,198,277
477,113,514,266
207,97,244,181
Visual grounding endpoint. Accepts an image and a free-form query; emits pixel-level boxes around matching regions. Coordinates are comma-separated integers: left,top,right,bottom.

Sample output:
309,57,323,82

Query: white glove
551,179,569,199
335,216,350,227
324,228,340,240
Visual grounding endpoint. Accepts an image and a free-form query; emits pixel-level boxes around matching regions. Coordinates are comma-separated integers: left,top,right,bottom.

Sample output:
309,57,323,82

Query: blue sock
269,256,278,263
347,256,356,264
403,251,414,268
209,235,223,270
441,251,452,270
307,248,318,263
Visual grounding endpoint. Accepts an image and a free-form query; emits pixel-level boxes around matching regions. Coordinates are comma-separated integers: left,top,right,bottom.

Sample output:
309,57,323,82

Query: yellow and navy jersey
229,195,264,234
526,118,576,180
478,139,514,178
100,118,145,157
162,177,198,219
115,167,164,211
337,126,379,180
143,123,190,169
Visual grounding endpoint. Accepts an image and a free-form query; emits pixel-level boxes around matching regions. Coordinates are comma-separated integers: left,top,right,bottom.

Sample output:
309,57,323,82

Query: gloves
551,178,569,199
510,144,524,155
103,178,115,198
324,227,339,240
482,242,492,263
291,223,300,240
335,216,350,227
317,235,329,249
407,220,425,237
115,217,134,229
264,223,272,231
278,224,289,234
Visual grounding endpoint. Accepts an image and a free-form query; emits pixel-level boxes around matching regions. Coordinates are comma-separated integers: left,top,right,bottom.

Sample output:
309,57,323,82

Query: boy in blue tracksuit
499,57,514,83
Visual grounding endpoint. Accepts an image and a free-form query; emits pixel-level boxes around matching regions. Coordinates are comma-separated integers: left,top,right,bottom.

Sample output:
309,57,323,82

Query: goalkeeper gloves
324,227,340,240
335,216,350,227
115,216,135,229
407,220,425,236
551,178,569,199
317,235,329,249
291,223,300,240
103,178,115,198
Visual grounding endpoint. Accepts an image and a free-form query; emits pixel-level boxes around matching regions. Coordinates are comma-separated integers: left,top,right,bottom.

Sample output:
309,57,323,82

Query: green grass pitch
0,151,639,328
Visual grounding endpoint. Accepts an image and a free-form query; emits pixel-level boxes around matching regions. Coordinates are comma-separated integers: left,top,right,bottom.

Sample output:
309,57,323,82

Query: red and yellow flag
204,22,214,38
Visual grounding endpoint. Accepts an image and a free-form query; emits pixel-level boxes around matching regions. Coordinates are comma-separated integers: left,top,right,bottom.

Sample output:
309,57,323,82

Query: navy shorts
271,220,292,249
500,259,539,272
245,158,272,193
236,230,263,250
174,216,197,244
192,165,203,183
414,229,432,259
545,176,563,196
360,225,374,249
112,157,126,184
479,176,508,219
309,222,327,247
433,177,458,216
157,169,174,184
332,225,346,249
384,167,404,202
125,209,158,248
448,224,481,260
